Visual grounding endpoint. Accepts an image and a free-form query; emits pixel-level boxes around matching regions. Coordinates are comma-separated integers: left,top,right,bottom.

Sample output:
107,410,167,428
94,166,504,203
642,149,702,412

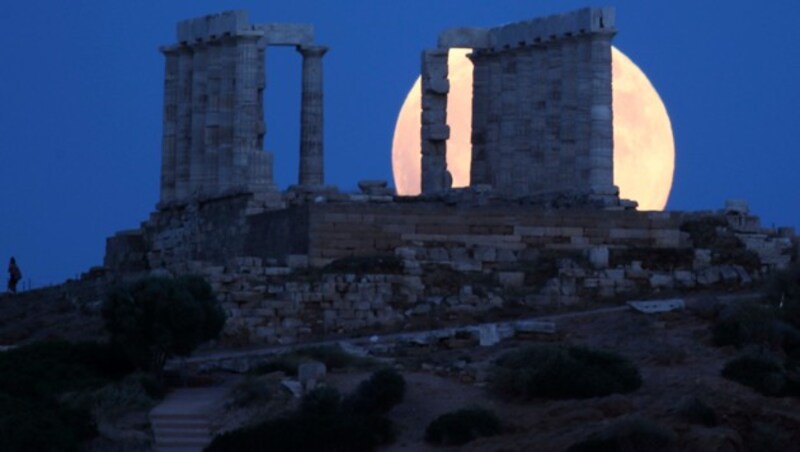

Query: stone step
149,385,231,451
155,434,211,444
155,439,211,451
151,418,210,428
154,426,210,437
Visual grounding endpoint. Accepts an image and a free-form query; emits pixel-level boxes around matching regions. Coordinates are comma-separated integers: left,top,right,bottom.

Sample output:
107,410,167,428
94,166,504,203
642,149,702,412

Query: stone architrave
420,49,451,194
297,45,328,188
432,7,618,199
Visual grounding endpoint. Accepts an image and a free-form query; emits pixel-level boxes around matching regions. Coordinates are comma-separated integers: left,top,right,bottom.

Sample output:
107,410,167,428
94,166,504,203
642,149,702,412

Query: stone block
438,27,490,49
515,320,556,334
693,249,712,270
697,267,721,286
497,271,525,288
478,324,500,346
719,265,739,283
733,266,753,285
286,255,309,269
425,78,450,94
298,361,327,393
208,10,250,38
258,24,314,45
649,273,674,289
627,299,684,314
588,246,609,269
422,124,451,141
490,23,527,49
674,270,696,288
590,7,616,32
724,199,749,215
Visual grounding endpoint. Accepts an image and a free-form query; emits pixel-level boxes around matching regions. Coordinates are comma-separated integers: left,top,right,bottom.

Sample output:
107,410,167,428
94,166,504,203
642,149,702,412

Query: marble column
174,45,194,200
420,48,450,194
189,42,207,195
586,31,615,193
233,33,262,190
159,47,179,204
203,40,222,196
468,50,489,187
216,37,237,192
297,45,328,187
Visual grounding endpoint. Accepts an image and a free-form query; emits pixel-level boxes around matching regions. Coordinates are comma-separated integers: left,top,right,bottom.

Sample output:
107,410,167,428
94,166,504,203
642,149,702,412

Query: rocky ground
362,304,800,451
203,292,800,451
0,288,106,346
3,288,799,451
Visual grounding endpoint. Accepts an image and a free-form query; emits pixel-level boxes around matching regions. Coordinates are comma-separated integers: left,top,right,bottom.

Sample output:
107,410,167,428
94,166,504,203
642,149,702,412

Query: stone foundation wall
306,203,684,265
102,197,797,345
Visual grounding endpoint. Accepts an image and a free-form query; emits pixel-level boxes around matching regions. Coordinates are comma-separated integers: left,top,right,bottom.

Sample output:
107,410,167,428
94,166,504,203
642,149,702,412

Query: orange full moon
391,47,675,211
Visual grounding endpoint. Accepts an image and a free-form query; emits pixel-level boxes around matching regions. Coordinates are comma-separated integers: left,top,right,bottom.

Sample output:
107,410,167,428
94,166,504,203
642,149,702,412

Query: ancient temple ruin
422,7,616,199
158,11,328,206
94,8,797,347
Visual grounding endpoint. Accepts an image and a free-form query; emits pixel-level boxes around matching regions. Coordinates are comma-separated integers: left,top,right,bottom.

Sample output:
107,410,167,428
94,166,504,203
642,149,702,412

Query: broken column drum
298,45,328,188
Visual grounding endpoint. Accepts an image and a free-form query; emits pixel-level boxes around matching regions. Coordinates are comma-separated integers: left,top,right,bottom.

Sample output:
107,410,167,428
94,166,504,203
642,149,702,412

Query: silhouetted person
7,257,21,294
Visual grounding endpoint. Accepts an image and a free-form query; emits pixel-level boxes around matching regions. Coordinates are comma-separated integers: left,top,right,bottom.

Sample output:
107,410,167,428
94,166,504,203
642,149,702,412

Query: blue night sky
1,1,798,287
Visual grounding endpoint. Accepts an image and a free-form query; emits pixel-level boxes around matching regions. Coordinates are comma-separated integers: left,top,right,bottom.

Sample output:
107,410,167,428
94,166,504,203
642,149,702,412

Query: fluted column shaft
297,45,328,187
159,47,179,204
233,34,262,190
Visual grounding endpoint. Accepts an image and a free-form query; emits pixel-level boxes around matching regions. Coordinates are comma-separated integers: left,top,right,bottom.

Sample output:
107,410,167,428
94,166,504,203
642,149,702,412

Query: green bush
767,263,800,329
346,368,406,415
0,340,133,399
567,418,676,452
490,345,641,400
103,275,226,373
676,397,717,427
0,340,138,451
0,394,95,452
300,386,342,417
207,370,405,452
227,376,273,409
91,373,160,422
721,354,792,396
424,407,501,446
712,302,785,348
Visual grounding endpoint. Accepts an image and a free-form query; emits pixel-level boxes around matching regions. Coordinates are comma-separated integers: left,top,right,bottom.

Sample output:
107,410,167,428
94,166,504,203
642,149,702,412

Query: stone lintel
177,10,250,43
488,6,615,50
257,24,315,46
437,27,490,49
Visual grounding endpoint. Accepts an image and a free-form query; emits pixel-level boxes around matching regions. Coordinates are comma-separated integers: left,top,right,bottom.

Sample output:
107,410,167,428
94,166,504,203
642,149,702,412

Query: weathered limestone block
674,270,696,288
588,246,609,269
258,24,314,45
497,272,525,288
649,273,674,289
697,267,721,286
420,48,450,194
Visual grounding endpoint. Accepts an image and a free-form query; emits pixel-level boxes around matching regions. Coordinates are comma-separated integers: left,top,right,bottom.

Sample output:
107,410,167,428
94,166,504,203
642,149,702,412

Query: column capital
297,45,329,58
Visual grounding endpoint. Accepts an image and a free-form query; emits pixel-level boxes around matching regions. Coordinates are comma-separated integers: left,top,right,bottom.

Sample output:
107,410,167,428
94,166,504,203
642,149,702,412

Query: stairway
150,386,229,451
